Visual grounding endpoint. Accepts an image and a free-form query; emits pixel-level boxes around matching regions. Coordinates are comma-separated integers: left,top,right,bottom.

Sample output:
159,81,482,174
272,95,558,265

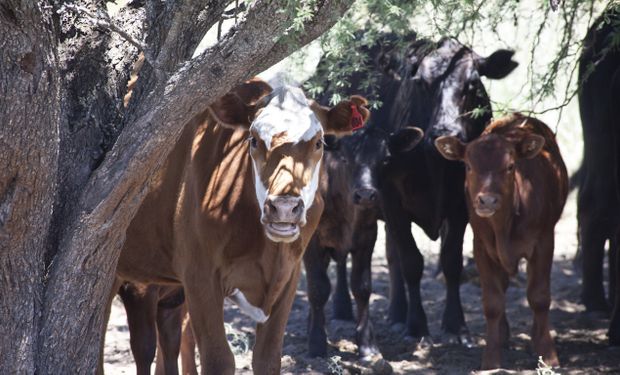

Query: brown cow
435,114,568,370
108,79,369,374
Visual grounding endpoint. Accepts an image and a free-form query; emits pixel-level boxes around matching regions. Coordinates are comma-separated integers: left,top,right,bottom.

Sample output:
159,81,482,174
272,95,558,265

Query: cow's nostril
353,192,361,203
478,195,498,206
292,201,302,215
354,188,378,204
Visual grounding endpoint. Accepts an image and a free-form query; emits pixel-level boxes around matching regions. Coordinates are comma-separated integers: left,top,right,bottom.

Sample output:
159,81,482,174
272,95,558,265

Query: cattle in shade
105,78,369,374
303,125,423,361
575,6,620,345
311,32,518,343
435,114,568,369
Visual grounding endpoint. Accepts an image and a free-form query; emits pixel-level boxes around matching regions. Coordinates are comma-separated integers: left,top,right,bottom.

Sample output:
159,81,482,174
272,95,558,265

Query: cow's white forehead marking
251,86,323,149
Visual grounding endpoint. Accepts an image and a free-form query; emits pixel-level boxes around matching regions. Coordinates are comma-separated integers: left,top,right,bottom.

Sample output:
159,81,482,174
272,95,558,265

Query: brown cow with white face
109,79,369,375
435,114,567,370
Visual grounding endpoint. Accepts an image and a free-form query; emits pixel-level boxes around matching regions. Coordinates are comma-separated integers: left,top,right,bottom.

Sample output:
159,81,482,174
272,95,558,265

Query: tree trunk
0,3,60,373
0,0,354,373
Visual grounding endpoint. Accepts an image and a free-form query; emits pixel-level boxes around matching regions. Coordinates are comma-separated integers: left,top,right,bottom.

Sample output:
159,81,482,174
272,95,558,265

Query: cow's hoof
359,344,381,360
361,355,393,375
415,335,434,350
440,330,474,348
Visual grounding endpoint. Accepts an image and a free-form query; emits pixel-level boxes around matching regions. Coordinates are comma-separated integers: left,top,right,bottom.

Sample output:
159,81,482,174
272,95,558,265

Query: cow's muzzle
353,187,379,207
475,193,500,217
262,195,304,242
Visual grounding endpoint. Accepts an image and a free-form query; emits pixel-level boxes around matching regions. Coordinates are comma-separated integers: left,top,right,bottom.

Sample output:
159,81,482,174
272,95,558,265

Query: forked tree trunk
0,0,353,373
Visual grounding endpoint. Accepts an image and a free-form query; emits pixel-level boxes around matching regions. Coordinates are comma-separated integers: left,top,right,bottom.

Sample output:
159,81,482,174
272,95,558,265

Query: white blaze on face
249,86,324,222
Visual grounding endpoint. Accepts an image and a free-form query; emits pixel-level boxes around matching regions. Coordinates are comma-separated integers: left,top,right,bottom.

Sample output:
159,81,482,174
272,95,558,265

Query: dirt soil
104,190,620,374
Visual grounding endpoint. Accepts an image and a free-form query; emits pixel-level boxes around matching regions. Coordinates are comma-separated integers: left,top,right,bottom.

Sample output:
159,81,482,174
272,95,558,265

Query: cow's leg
154,304,183,375
579,204,612,312
184,278,233,375
98,277,123,375
119,284,159,375
386,224,407,327
608,228,620,345
180,309,198,375
527,234,559,367
253,266,301,375
303,236,332,357
610,237,618,309
350,222,379,359
439,211,469,344
475,237,509,370
332,254,354,321
386,219,428,338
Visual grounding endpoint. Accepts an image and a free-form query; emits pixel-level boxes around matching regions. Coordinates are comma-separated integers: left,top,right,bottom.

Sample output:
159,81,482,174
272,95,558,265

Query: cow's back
578,7,620,213
485,116,568,227
118,112,211,283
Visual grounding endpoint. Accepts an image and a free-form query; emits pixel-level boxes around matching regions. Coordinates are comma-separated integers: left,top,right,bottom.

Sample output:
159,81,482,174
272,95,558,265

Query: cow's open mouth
265,222,300,242
475,207,496,218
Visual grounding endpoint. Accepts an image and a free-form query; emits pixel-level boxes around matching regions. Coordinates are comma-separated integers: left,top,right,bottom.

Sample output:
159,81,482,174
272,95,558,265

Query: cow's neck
486,177,523,275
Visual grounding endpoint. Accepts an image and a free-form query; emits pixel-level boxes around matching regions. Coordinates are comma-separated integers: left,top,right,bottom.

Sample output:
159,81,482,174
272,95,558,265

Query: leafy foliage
304,0,618,115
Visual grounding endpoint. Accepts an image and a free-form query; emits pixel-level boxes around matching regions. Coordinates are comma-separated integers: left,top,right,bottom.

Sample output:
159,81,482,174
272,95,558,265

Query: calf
304,126,423,360
435,114,568,369
109,79,369,375
576,7,620,344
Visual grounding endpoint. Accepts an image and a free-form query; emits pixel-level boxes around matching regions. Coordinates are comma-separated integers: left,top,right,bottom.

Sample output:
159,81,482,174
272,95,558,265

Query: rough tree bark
0,0,354,373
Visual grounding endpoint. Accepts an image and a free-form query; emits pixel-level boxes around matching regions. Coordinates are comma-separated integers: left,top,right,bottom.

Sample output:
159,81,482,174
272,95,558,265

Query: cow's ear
477,49,518,79
232,78,273,105
515,134,545,159
435,136,466,161
208,79,273,129
388,127,424,154
310,95,370,135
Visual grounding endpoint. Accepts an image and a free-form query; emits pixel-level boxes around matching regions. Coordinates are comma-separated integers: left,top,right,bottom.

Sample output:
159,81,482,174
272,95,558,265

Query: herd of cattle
101,8,620,375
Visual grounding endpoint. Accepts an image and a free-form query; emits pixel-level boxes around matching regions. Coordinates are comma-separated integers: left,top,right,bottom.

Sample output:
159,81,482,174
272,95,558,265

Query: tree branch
57,3,154,66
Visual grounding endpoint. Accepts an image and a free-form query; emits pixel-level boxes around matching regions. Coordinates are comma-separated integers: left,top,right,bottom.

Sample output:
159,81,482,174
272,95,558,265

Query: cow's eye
465,163,471,172
507,164,515,173
316,138,324,150
249,136,258,149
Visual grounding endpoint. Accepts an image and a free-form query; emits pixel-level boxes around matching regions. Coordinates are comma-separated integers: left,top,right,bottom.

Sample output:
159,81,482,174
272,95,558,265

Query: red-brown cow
435,114,568,370
106,79,369,375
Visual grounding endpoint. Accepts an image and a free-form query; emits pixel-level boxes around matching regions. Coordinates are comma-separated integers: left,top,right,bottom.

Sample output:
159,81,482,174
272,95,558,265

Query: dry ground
104,188,620,374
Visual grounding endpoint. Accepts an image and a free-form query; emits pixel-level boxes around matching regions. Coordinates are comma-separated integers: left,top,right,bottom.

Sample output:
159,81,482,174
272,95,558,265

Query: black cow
576,6,620,344
303,126,422,361
312,32,518,342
